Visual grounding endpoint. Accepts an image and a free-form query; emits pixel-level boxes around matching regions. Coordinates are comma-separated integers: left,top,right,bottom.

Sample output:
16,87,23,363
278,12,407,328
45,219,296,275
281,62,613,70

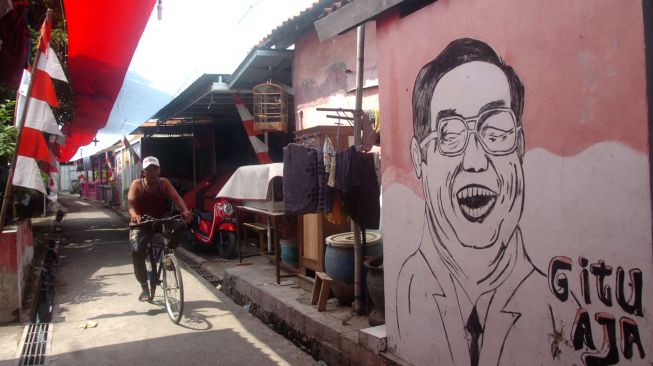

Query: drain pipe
353,24,365,315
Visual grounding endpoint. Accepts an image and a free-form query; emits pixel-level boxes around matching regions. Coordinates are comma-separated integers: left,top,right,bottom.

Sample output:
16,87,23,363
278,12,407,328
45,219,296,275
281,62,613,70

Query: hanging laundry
333,146,359,197
343,151,380,230
323,136,337,188
330,146,380,229
325,190,344,225
360,112,377,152
283,143,319,215
316,149,332,213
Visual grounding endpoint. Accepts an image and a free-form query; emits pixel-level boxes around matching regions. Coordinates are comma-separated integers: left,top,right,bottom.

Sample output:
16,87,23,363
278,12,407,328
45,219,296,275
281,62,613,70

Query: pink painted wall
0,219,34,323
378,1,651,365
293,22,379,130
380,1,648,196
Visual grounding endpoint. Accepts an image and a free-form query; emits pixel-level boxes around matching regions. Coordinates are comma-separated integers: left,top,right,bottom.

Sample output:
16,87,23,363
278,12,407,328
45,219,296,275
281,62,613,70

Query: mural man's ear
517,129,525,159
410,137,423,179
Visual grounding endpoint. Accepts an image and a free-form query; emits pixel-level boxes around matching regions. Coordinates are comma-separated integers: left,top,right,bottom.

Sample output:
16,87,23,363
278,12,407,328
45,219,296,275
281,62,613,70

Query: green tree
0,99,17,162
0,99,17,206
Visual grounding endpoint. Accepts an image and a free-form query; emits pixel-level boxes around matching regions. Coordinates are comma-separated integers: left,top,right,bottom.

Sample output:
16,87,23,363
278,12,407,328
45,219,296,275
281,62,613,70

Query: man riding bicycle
128,156,192,302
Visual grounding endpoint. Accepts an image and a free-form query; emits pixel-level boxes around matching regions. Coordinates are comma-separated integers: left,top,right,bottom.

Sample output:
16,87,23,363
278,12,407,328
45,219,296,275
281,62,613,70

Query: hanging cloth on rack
325,189,344,225
323,136,337,187
333,146,359,197
360,112,377,152
316,148,332,213
283,143,319,215
332,147,380,229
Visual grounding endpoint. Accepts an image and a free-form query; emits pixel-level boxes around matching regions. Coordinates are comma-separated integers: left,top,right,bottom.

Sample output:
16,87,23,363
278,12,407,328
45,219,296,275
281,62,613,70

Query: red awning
59,0,155,161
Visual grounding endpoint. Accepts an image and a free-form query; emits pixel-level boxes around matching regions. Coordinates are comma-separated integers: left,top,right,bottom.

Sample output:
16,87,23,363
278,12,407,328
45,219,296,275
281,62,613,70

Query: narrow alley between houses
24,194,315,366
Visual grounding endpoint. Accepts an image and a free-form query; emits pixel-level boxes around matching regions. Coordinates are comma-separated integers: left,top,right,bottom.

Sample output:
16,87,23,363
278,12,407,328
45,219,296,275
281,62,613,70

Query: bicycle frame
130,215,185,324
147,233,166,295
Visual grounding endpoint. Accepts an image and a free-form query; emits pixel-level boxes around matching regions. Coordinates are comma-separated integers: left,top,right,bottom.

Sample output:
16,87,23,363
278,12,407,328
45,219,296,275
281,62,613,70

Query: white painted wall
57,164,77,192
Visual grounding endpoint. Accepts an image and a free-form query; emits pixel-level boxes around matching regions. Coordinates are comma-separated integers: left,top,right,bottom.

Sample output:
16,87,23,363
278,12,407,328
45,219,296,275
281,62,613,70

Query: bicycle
130,215,186,324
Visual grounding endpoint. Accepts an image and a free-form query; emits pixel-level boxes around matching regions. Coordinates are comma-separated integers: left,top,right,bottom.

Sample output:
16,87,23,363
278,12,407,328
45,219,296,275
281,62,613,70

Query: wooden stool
311,272,332,312
242,222,270,255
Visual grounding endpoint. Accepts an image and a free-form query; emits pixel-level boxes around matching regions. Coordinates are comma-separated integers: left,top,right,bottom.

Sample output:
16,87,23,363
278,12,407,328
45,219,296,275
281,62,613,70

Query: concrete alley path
47,194,315,366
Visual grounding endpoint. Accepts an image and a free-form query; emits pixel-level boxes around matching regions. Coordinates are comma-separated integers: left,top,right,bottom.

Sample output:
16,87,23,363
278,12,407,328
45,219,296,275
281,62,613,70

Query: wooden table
236,205,298,284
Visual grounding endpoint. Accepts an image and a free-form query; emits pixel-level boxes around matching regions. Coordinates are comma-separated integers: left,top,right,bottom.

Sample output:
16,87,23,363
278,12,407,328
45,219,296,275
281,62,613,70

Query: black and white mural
388,38,650,366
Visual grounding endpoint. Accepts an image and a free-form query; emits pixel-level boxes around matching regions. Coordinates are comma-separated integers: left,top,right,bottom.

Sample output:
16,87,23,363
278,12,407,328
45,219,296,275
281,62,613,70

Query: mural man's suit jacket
394,227,579,366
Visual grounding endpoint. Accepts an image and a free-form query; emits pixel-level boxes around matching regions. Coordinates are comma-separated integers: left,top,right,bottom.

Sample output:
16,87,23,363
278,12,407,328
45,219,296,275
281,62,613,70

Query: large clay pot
364,255,385,326
324,231,382,305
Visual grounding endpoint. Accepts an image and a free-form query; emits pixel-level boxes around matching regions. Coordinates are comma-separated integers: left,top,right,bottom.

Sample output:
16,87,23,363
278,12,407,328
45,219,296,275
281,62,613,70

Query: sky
72,0,316,159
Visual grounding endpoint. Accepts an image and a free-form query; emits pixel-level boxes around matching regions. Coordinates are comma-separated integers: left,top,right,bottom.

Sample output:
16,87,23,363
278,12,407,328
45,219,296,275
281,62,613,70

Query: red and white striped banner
232,94,272,164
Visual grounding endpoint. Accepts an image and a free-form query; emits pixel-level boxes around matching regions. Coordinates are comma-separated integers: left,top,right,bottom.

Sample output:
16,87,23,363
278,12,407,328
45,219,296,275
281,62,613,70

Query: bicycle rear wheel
162,252,184,323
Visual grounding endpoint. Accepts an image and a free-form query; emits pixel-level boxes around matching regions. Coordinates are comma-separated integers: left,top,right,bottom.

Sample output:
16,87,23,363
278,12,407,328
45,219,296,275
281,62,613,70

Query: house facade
317,0,653,364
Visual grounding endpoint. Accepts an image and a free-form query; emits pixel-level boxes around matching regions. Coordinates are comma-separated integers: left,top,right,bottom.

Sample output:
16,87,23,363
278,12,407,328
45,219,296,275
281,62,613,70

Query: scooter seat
196,210,213,221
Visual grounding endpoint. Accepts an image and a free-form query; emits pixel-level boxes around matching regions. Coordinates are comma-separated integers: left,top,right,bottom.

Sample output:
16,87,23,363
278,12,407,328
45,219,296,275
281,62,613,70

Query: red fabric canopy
59,0,155,161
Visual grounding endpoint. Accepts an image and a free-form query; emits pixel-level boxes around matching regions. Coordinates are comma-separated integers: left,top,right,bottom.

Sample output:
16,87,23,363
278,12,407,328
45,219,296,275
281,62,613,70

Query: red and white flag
122,135,140,164
104,151,113,170
13,156,46,193
24,44,67,109
12,13,61,194
15,92,65,140
13,127,53,194
232,94,272,164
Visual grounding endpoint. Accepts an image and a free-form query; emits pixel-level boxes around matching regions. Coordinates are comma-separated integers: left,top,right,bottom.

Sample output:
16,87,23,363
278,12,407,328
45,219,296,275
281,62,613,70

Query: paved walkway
19,194,316,366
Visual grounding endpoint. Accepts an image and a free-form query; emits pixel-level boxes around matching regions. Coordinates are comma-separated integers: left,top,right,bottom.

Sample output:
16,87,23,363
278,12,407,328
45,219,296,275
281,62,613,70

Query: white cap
142,156,160,169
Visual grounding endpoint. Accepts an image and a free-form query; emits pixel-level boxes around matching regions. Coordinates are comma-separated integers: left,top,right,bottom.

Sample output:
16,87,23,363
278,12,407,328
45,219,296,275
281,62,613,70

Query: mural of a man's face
415,61,524,249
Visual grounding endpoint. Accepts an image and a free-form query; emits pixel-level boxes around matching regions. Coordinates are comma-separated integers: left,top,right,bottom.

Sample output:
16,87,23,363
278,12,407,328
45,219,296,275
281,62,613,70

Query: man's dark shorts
129,228,151,253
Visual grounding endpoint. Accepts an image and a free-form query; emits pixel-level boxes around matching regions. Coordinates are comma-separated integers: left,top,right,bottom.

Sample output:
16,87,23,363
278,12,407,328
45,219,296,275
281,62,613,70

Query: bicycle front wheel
162,252,184,323
146,251,157,301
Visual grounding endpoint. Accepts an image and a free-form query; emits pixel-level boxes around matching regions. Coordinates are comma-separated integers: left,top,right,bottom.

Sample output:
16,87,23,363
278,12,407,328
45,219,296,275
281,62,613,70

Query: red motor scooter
189,196,238,258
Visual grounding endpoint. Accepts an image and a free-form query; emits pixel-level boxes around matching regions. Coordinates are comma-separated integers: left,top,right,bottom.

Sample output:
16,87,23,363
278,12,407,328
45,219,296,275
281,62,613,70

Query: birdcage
253,81,287,133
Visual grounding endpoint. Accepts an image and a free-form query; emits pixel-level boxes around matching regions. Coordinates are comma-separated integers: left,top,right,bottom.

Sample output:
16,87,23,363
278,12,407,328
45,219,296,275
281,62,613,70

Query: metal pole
352,24,365,315
0,10,52,229
192,121,196,188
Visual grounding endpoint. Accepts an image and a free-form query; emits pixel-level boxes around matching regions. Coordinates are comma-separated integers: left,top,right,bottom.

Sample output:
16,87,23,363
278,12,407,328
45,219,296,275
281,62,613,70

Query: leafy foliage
0,99,16,125
0,99,17,162
0,124,17,161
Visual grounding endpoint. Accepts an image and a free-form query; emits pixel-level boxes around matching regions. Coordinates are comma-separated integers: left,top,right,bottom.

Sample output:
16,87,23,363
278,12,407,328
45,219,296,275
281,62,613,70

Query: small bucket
280,238,298,266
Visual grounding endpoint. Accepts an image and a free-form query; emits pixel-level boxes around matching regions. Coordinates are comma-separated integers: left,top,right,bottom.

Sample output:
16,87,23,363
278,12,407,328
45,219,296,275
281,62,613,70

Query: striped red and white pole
232,94,272,164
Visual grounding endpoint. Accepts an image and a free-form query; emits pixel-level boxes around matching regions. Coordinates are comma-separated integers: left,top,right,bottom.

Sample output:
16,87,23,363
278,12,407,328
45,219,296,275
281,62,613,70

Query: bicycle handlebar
129,215,184,229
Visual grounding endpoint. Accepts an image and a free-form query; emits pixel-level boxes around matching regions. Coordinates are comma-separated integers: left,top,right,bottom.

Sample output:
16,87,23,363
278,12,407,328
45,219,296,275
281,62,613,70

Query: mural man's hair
412,38,525,159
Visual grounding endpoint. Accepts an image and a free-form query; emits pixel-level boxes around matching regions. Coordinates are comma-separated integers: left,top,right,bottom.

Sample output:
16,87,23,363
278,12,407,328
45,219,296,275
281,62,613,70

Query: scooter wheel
187,232,206,252
217,231,236,259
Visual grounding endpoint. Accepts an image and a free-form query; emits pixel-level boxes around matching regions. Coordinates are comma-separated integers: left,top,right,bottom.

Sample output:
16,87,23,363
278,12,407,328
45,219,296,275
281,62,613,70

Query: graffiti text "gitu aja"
548,256,645,365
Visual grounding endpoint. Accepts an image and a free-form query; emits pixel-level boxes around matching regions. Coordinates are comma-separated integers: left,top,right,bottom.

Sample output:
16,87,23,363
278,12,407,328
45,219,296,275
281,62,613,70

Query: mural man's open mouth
456,184,498,222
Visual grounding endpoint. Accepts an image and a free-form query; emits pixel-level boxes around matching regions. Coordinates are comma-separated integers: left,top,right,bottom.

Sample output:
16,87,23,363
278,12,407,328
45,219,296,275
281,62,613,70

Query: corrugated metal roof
151,74,228,121
256,0,354,49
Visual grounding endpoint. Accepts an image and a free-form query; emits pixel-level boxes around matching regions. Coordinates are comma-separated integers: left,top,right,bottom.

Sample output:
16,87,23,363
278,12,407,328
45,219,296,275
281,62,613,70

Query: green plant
0,99,17,172
70,181,80,194
0,99,15,125
0,123,17,162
